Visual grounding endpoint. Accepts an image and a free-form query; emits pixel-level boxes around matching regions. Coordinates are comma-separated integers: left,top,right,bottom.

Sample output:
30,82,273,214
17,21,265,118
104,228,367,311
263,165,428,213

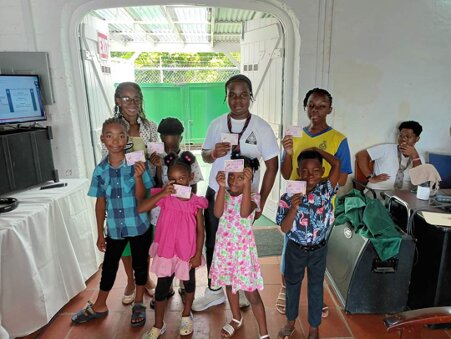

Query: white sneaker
238,290,250,309
192,287,225,312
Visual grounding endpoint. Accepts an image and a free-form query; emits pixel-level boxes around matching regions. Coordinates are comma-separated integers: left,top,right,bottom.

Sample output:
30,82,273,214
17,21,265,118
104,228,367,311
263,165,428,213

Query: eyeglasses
118,96,142,104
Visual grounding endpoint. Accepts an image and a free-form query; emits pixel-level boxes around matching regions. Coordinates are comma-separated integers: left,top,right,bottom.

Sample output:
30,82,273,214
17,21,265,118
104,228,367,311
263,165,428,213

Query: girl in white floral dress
210,155,269,339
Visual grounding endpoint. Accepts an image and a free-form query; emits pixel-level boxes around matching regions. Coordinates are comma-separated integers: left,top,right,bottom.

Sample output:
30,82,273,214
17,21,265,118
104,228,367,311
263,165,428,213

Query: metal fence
135,67,239,84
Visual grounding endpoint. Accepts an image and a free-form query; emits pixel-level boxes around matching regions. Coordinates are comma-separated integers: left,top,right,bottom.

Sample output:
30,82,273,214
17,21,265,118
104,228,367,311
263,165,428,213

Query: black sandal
149,288,176,309
131,303,146,327
71,301,108,324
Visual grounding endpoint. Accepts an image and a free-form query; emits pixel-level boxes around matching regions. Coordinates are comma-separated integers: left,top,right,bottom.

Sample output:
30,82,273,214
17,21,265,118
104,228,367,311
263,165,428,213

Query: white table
0,179,103,338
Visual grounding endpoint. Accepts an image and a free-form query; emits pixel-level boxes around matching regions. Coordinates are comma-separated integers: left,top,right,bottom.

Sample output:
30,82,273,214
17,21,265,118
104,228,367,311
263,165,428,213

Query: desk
384,189,451,309
0,179,103,338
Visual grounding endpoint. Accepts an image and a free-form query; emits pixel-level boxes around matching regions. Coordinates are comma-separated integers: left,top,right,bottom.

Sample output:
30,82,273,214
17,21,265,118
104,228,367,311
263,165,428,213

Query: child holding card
276,148,340,339
277,88,352,317
135,151,208,338
148,118,204,303
149,117,203,193
209,154,269,339
107,82,159,306
72,118,154,327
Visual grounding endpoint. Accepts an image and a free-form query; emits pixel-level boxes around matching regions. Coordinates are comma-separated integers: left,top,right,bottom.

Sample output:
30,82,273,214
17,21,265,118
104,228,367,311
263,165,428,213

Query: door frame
65,0,300,176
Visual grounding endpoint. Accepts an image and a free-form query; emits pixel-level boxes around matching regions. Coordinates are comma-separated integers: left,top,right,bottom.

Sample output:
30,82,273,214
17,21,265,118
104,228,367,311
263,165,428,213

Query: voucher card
147,142,165,154
125,150,146,166
286,180,307,195
224,159,244,172
285,125,303,137
221,133,239,145
172,184,192,199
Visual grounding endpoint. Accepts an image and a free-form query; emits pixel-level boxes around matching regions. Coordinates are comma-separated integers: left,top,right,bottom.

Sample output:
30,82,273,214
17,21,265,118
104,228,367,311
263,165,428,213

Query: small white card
147,142,165,154
125,150,145,166
224,159,244,172
221,133,239,145
286,180,307,195
172,184,192,199
285,126,303,137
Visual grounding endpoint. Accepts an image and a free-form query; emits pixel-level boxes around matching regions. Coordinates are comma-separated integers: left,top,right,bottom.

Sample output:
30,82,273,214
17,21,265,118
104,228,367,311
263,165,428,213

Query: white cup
416,185,430,200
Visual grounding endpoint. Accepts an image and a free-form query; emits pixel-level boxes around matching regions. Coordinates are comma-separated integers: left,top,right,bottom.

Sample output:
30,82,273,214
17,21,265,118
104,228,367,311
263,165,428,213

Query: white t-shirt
367,143,423,191
203,113,279,192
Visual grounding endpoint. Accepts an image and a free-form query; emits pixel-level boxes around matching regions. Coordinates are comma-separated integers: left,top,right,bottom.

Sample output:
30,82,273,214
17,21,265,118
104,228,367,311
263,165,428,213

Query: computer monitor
429,153,451,189
0,74,46,125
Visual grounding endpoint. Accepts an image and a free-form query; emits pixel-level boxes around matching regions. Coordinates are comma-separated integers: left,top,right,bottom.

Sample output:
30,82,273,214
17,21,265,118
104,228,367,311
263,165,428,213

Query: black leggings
204,186,219,289
99,227,152,291
154,268,196,301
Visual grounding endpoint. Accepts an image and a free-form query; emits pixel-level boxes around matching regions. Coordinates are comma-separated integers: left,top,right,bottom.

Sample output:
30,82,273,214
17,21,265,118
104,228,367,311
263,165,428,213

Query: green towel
335,189,402,261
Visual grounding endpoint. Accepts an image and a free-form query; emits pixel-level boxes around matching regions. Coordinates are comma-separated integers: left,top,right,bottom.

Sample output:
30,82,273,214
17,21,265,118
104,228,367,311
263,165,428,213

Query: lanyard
226,113,252,155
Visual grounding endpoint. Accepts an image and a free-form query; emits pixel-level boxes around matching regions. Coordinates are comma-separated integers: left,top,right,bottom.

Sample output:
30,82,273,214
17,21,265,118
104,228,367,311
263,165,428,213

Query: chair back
428,153,451,188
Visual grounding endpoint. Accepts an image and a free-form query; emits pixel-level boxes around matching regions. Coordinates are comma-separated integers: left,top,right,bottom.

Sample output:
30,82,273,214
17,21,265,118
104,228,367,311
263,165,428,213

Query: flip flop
71,301,108,324
131,303,146,327
322,304,329,318
149,288,176,309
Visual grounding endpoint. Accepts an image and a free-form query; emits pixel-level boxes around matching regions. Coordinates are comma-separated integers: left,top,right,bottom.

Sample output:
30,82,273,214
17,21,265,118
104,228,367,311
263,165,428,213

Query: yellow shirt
290,127,350,180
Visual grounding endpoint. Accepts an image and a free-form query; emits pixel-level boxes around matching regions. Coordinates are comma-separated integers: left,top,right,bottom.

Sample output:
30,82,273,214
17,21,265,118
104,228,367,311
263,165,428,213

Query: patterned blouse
121,115,158,148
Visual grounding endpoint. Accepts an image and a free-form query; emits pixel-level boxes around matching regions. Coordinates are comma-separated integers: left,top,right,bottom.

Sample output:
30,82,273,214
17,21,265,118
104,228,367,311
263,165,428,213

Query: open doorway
79,4,285,220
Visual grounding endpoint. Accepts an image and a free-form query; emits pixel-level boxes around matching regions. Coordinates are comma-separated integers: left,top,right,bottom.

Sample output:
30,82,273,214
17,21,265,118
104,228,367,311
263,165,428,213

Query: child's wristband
210,149,216,161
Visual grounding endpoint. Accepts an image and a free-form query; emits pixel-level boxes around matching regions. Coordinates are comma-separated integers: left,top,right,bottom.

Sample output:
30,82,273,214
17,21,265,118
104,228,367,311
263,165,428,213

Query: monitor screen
0,74,46,125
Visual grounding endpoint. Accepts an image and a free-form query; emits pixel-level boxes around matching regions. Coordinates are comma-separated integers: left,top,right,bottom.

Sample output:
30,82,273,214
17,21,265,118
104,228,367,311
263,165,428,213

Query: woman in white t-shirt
191,74,279,316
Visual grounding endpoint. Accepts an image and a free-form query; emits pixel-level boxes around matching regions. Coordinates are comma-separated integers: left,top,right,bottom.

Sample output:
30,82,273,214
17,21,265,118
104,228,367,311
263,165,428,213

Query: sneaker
238,290,250,309
192,287,225,312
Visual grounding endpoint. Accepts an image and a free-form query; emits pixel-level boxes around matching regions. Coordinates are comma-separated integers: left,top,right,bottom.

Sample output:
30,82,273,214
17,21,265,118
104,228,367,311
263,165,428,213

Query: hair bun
163,152,177,166
179,151,196,166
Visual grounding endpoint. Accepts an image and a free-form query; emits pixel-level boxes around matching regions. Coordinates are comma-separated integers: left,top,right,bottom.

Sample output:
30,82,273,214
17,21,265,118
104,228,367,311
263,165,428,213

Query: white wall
327,0,451,158
0,0,450,179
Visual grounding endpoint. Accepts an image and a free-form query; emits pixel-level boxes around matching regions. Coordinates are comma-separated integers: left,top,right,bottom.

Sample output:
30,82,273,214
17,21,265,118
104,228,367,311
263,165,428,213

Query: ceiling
92,6,272,51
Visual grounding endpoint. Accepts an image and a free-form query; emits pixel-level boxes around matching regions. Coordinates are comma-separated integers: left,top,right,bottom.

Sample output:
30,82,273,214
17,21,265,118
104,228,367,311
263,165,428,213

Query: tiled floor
19,251,451,339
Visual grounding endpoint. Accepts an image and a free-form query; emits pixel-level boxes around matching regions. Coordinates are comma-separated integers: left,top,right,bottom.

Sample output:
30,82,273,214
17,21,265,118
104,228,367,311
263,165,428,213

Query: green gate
140,82,229,144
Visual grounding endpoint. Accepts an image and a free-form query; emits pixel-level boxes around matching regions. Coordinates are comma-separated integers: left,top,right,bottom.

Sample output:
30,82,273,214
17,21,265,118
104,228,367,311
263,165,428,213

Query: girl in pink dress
135,151,207,339
210,155,269,339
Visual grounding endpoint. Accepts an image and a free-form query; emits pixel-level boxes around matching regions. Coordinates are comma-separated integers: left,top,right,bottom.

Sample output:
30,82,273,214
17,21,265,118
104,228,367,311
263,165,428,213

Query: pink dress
209,191,264,293
149,188,208,280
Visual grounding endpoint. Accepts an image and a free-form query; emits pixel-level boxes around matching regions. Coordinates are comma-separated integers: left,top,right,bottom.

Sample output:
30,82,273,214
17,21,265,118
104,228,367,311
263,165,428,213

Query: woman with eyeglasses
114,82,158,153
113,82,158,306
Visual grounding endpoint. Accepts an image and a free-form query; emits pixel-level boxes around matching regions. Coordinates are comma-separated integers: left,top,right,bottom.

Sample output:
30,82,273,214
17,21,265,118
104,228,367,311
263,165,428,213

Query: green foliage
133,52,238,68
110,52,135,59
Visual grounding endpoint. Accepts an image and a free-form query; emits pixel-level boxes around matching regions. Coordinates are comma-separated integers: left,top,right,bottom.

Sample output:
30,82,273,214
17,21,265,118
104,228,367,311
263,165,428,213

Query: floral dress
209,191,264,293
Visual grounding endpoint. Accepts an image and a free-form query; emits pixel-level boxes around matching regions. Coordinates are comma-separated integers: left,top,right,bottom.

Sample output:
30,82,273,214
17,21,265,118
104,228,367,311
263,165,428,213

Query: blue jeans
284,239,328,327
280,234,288,274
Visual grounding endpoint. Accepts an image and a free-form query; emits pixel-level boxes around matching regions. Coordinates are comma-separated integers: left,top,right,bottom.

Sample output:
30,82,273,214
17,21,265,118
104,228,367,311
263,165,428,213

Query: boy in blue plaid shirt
72,117,153,327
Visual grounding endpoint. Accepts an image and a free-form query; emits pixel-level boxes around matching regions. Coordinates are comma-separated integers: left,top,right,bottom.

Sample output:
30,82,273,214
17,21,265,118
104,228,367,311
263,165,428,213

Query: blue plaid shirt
88,157,153,240
276,179,336,246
